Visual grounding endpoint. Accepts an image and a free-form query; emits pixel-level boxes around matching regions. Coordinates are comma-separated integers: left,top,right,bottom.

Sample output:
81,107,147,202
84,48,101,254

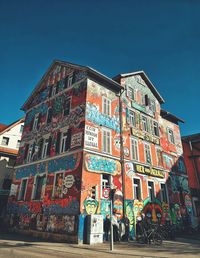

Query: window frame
32,113,39,131
144,142,152,164
129,109,136,127
63,97,71,117
18,178,28,201
102,127,112,154
147,180,155,202
52,171,65,199
1,136,9,146
133,177,142,200
102,96,111,117
142,116,148,132
32,173,46,200
60,132,68,153
41,138,49,159
127,85,136,101
160,183,168,203
167,128,175,144
130,137,139,161
152,121,159,136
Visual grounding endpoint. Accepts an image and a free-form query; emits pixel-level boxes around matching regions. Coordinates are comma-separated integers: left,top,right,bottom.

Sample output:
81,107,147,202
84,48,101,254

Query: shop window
102,97,111,117
18,178,28,201
130,138,139,161
148,181,155,202
133,178,141,200
102,128,111,154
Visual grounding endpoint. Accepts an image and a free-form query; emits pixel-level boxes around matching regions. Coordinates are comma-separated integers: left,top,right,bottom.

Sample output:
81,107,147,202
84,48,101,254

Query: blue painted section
87,155,118,174
48,154,78,173
43,200,79,215
78,214,86,242
7,203,31,215
86,103,120,132
16,164,38,179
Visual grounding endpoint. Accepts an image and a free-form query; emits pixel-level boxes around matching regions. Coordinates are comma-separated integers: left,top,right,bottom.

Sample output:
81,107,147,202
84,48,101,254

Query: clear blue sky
0,0,199,136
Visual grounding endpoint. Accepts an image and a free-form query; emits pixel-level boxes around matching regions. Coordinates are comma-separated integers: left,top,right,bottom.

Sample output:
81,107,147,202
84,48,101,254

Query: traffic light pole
110,197,114,251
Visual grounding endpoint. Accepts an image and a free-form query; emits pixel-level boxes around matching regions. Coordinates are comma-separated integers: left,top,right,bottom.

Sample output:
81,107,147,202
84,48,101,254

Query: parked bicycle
136,215,163,245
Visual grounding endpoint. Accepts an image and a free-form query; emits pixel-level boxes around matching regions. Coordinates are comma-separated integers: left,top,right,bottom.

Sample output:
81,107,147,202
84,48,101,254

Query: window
142,116,148,132
144,143,151,164
127,86,135,100
16,140,21,148
130,138,139,161
46,108,53,124
60,132,68,153
102,128,111,154
133,178,141,200
152,121,159,136
20,125,24,133
102,97,111,116
68,74,73,88
101,174,110,198
32,114,39,131
156,148,163,167
160,183,168,203
26,145,33,163
1,137,9,146
41,139,49,159
129,110,136,127
168,128,175,144
18,178,28,201
91,186,98,200
141,92,146,105
149,99,156,112
32,175,46,200
51,85,57,97
63,98,71,116
148,181,155,202
53,172,64,198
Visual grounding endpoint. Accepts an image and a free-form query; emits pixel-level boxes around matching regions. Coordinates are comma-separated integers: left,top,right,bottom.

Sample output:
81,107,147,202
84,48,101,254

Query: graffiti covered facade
8,61,191,243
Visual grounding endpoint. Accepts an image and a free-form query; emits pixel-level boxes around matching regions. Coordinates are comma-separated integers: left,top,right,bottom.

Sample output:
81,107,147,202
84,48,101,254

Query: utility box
86,214,104,244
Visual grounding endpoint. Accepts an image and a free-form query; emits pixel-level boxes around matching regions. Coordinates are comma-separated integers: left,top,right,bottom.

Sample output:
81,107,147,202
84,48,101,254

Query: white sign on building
85,125,98,149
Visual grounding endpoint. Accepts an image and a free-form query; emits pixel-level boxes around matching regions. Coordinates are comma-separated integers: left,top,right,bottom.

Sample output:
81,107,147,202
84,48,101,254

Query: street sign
103,188,110,199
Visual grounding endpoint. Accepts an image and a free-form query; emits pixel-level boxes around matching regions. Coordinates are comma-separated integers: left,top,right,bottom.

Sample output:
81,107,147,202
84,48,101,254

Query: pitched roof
0,118,24,135
113,71,165,104
160,109,184,124
0,123,8,133
22,60,123,111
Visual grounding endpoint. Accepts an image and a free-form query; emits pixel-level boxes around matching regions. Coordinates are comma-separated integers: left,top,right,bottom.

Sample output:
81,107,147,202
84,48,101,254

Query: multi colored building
182,134,200,227
8,60,191,243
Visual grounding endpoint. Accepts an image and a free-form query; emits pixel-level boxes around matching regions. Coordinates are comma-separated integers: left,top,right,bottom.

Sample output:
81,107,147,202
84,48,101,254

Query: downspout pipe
118,87,125,218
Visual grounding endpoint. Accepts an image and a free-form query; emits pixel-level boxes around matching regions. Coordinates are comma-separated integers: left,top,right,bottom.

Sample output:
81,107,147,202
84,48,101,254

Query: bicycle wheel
151,232,163,245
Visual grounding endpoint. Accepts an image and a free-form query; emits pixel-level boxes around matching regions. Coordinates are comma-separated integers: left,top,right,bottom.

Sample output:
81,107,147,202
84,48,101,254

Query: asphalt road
0,233,200,258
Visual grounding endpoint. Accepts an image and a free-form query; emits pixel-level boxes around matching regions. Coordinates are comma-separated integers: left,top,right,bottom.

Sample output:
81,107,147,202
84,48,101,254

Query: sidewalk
0,232,200,258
